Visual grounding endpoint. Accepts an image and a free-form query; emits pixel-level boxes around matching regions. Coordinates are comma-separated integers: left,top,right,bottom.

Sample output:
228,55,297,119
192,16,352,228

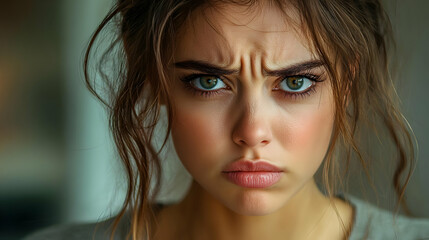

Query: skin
155,3,353,240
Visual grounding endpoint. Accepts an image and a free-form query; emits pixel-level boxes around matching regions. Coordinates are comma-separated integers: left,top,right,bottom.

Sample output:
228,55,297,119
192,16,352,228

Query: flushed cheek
171,103,230,178
279,102,334,175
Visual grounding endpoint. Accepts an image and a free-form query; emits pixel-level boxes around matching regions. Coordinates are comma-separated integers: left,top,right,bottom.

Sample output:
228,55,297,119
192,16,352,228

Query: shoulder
23,215,130,240
346,195,429,240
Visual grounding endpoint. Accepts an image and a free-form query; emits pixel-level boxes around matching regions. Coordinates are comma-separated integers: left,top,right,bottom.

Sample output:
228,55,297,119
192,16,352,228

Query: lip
222,160,283,188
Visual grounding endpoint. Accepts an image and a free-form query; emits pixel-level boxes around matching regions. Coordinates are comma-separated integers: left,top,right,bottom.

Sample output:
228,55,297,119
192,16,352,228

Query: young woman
26,0,429,239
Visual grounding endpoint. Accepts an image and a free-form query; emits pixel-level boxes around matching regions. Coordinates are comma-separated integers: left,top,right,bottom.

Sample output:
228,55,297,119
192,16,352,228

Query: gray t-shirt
25,196,429,240
346,196,429,239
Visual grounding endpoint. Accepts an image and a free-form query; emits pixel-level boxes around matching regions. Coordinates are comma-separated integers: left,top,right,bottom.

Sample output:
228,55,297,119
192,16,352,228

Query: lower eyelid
183,82,229,98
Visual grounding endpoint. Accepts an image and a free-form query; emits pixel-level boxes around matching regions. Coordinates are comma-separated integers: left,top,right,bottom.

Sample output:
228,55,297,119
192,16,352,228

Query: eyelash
180,74,230,98
273,73,323,100
179,73,324,100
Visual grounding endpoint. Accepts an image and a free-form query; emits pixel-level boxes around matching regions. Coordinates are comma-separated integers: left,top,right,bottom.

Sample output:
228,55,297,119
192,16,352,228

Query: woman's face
169,3,335,215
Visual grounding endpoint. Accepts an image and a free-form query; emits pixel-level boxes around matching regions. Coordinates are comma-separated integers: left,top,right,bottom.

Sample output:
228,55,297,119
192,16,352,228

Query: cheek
171,103,229,175
277,90,334,174
291,106,333,150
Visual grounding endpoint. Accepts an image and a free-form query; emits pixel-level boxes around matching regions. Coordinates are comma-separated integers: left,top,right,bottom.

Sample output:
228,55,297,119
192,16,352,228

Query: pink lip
222,160,283,188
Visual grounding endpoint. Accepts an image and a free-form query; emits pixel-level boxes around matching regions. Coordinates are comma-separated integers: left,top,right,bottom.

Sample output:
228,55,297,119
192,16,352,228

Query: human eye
180,74,230,98
273,74,322,100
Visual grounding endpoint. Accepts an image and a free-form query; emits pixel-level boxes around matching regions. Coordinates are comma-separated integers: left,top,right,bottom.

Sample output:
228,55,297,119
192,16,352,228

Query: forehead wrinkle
237,51,265,88
250,51,264,82
201,6,239,66
265,31,314,69
211,40,235,66
197,4,300,60
225,28,289,72
175,2,314,74
178,6,235,66
211,8,308,70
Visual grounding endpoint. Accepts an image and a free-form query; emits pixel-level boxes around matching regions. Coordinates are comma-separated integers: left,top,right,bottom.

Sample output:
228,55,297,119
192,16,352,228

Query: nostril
231,120,273,147
236,139,270,147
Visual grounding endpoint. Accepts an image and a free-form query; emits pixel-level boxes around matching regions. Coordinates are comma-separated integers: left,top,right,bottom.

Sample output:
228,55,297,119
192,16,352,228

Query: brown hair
84,0,415,239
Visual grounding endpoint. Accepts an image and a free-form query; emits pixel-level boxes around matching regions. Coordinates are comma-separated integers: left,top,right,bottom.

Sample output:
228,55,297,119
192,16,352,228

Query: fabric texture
346,196,429,240
24,196,429,240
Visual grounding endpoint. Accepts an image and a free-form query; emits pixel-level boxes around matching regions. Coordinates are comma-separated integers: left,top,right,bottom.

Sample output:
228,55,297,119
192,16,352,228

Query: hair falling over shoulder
84,0,416,239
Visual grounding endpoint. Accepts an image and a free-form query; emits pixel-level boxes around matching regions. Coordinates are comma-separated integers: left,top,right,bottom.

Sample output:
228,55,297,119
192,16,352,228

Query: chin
223,189,287,216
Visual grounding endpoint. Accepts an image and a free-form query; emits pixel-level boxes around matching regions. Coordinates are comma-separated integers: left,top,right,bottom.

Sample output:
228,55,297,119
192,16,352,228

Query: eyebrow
265,60,325,76
174,60,325,76
174,60,239,75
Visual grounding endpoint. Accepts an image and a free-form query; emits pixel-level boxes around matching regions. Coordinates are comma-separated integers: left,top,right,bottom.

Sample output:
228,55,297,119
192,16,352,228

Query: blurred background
0,0,428,239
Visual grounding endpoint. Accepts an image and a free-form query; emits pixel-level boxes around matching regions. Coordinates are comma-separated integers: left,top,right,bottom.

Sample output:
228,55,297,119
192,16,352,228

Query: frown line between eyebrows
174,59,325,76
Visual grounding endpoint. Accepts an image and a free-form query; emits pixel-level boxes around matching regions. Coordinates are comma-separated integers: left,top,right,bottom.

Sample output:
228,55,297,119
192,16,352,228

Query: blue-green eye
278,76,313,92
190,76,226,91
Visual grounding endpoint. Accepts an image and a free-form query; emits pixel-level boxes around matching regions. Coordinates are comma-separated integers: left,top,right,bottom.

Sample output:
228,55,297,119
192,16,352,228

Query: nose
232,100,273,148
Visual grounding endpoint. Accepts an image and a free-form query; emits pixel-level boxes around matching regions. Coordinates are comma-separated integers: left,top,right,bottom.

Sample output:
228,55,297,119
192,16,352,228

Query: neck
155,180,352,240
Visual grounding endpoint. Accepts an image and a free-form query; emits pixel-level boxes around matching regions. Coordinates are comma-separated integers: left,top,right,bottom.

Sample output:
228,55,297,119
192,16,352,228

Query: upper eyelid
182,74,232,87
180,73,320,100
273,74,323,87
273,76,314,90
180,72,323,89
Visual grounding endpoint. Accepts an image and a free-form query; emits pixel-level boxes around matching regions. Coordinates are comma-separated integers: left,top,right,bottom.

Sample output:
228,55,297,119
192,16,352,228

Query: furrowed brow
265,60,325,76
174,59,325,76
174,60,239,75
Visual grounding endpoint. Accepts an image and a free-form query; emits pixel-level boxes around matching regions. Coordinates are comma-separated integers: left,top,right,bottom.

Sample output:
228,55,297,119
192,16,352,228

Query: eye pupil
286,77,303,90
200,76,218,89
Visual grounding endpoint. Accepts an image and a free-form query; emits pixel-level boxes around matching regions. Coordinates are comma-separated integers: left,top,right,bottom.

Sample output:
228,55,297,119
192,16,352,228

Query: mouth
222,160,283,188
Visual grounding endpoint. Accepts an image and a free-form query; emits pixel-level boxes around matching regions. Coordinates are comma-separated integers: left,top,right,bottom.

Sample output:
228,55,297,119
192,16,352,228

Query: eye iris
199,76,218,89
286,77,303,90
